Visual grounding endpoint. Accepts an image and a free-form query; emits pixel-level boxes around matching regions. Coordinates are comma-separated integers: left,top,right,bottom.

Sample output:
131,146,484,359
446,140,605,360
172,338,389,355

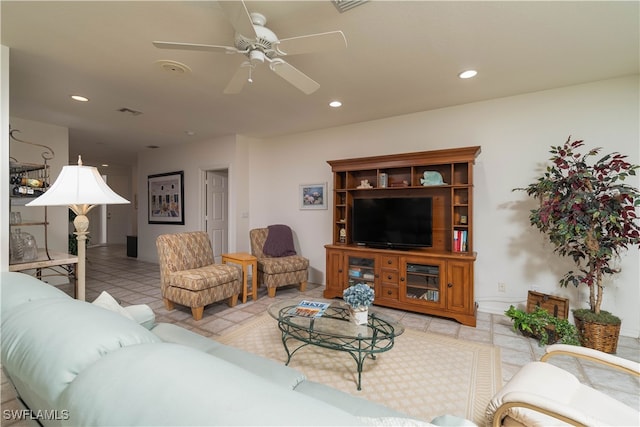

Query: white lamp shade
26,163,129,207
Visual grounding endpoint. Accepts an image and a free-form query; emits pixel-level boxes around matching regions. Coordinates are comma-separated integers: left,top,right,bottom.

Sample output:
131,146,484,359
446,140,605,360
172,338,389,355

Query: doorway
204,169,229,263
85,174,131,247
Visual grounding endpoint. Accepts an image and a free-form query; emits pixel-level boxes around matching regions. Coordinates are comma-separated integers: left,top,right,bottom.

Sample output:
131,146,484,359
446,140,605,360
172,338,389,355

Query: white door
105,175,131,245
205,170,228,263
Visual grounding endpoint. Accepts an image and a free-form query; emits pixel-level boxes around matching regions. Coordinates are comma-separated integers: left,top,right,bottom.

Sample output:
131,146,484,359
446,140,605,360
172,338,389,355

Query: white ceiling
2,1,638,168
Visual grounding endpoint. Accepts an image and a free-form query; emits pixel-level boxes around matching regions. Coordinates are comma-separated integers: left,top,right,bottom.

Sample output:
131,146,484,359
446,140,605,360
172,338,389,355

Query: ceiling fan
152,1,347,95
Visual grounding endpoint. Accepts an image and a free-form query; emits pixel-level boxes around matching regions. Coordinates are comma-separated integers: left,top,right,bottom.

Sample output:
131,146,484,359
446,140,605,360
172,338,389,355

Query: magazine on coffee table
290,300,331,318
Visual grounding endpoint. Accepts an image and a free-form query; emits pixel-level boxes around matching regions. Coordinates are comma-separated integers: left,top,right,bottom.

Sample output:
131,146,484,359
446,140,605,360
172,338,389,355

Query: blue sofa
1,272,449,426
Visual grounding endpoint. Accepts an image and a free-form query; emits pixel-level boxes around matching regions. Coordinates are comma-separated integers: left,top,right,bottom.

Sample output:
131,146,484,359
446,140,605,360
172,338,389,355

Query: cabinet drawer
380,285,398,300
381,270,399,284
380,255,398,270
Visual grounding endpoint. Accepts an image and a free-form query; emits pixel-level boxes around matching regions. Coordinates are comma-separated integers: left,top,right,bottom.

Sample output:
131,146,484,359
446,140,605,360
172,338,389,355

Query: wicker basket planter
573,315,620,354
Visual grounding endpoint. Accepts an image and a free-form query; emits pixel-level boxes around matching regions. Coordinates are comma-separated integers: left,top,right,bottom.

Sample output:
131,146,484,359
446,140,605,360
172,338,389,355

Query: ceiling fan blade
269,59,320,95
218,1,257,39
223,62,251,94
153,41,239,54
276,31,347,56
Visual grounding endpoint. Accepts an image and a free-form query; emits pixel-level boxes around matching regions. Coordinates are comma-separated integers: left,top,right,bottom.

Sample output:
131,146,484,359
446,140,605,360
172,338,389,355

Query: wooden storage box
527,290,569,319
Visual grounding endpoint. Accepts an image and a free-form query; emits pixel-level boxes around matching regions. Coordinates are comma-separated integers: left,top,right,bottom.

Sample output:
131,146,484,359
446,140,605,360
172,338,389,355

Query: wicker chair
156,231,242,321
249,227,309,298
486,344,640,426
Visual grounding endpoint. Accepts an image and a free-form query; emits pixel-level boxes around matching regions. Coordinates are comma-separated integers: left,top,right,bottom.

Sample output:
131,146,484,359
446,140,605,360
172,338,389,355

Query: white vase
349,306,369,325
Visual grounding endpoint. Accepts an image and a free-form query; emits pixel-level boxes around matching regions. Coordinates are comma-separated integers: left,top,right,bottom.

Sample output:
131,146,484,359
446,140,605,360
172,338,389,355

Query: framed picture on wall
299,182,327,210
148,171,185,224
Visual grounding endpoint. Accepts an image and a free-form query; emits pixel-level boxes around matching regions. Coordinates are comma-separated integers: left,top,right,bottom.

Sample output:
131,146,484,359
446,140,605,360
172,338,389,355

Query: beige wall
8,118,70,253
1,45,9,270
6,117,70,283
248,76,639,337
136,134,253,263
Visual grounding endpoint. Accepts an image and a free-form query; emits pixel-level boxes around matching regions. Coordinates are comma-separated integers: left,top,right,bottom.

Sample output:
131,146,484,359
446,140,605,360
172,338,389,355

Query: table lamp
26,155,130,301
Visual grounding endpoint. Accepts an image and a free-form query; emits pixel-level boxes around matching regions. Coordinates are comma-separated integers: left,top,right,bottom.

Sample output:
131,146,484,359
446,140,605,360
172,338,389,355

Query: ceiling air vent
117,107,143,116
332,0,368,13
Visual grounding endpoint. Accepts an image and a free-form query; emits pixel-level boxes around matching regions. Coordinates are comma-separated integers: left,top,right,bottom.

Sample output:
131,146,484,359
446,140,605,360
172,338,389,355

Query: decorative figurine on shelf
420,171,445,186
357,179,373,189
339,227,346,243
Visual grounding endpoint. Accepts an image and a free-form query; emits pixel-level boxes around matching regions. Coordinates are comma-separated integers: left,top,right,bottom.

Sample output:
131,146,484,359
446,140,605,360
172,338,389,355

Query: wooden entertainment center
324,146,481,326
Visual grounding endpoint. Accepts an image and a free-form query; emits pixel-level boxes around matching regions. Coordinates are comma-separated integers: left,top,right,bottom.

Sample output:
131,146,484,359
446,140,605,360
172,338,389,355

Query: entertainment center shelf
325,146,481,326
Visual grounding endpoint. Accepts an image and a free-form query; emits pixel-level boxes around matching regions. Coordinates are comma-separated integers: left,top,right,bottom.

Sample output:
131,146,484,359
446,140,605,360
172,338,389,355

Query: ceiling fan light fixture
249,50,265,63
458,70,478,79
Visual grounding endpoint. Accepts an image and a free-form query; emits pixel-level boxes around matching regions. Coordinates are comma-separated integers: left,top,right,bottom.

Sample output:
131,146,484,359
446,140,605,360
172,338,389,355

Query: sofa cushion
258,255,309,274
294,380,412,418
151,322,306,388
486,361,639,426
123,304,156,330
0,272,70,313
92,291,136,320
169,264,239,291
58,343,364,426
1,298,161,413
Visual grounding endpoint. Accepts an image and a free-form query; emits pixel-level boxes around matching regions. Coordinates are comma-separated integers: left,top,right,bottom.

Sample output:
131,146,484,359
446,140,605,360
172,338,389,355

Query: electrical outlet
498,282,506,292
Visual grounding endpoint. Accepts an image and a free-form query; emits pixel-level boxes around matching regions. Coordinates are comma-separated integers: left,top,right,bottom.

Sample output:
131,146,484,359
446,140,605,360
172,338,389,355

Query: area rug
218,314,501,426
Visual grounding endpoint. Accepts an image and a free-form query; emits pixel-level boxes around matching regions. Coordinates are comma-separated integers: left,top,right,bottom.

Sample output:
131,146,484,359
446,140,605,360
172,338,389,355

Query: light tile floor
2,244,639,425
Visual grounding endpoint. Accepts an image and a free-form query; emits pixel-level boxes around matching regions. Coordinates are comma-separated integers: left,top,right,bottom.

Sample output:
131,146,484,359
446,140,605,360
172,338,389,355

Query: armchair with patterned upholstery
249,226,309,298
156,231,242,321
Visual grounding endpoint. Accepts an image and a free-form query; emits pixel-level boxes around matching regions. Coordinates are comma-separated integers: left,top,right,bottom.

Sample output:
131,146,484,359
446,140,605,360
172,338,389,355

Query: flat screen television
352,197,433,249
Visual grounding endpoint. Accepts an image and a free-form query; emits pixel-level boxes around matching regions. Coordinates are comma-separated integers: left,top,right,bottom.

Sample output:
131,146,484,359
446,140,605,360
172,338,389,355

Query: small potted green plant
505,305,580,346
515,137,640,353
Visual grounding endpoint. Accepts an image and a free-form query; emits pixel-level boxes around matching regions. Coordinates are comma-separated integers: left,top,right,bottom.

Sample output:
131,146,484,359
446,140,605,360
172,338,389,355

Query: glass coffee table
267,299,404,390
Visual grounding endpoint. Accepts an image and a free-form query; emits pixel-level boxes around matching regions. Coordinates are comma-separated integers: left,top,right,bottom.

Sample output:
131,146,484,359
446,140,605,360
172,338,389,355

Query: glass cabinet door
401,258,446,308
347,254,377,288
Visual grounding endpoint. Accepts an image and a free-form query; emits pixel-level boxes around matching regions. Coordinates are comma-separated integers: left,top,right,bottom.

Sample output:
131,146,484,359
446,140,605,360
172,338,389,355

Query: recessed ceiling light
101,164,109,167
329,100,342,108
458,70,478,79
70,95,89,102
185,130,196,136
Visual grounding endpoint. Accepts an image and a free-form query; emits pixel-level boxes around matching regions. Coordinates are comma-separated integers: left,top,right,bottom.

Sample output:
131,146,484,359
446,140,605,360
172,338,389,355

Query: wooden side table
221,252,258,303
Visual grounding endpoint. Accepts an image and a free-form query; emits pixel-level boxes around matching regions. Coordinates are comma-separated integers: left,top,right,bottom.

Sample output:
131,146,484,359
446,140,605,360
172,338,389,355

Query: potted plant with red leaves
516,137,640,353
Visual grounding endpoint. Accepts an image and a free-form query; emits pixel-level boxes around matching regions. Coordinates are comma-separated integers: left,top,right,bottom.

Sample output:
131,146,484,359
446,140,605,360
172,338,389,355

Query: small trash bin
127,235,137,258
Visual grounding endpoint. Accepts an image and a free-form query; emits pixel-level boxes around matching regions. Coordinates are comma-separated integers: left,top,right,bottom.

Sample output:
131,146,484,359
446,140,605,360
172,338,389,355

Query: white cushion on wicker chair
487,359,639,426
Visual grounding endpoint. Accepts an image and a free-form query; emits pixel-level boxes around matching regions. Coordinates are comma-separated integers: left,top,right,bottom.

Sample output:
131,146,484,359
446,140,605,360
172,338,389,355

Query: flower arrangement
343,283,374,309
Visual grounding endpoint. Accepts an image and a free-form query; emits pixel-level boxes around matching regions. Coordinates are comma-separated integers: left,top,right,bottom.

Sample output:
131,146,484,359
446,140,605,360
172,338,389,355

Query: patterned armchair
249,227,309,298
156,231,242,321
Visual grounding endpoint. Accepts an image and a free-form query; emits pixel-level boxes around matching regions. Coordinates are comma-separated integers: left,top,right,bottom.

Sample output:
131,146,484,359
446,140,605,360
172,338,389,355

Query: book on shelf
453,229,468,252
289,300,331,318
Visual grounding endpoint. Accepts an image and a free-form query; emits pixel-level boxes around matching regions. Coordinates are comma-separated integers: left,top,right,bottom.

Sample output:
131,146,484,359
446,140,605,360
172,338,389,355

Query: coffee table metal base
270,302,403,390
